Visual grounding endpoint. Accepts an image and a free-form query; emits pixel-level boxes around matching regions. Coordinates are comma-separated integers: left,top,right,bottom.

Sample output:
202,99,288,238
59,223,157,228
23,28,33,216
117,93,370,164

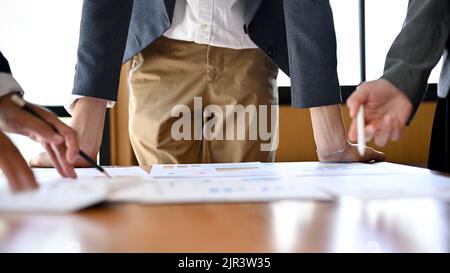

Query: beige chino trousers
128,36,278,165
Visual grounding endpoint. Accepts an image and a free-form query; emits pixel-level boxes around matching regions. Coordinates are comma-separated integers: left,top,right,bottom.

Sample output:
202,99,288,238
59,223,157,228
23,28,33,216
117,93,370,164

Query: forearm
310,104,348,154
70,97,108,157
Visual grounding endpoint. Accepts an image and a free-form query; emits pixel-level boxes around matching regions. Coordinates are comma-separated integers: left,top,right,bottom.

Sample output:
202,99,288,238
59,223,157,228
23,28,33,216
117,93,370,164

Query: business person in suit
32,0,384,167
0,51,79,191
347,0,449,173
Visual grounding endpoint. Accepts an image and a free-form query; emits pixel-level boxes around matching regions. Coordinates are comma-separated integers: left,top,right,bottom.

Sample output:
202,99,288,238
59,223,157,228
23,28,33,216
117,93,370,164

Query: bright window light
365,0,441,83
277,0,361,87
0,0,83,106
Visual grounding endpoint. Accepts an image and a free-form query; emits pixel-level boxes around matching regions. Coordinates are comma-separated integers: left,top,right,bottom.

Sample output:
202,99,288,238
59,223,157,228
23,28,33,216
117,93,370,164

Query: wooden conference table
0,167,449,252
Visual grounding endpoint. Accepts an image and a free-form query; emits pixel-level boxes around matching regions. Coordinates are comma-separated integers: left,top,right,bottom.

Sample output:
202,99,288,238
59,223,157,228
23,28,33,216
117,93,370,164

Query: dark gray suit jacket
382,0,450,117
73,0,341,108
0,51,11,74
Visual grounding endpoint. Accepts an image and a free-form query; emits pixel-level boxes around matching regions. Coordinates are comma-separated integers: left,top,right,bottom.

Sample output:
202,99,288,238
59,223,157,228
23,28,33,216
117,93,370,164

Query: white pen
357,105,365,156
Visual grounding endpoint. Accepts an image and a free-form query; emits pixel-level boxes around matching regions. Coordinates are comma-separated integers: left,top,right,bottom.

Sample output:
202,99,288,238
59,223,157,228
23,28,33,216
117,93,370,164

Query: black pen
11,94,112,178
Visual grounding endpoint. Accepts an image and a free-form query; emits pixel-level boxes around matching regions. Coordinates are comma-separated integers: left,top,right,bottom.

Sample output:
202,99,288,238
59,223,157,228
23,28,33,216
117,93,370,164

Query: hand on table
30,96,107,169
317,141,385,163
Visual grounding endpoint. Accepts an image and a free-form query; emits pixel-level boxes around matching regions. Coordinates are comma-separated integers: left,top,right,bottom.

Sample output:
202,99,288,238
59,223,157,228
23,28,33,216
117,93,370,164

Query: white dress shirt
0,72,23,98
163,0,256,49
66,0,255,113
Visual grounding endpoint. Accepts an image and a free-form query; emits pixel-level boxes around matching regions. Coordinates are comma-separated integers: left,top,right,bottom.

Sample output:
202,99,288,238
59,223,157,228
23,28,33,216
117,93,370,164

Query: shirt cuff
65,95,116,116
0,73,24,98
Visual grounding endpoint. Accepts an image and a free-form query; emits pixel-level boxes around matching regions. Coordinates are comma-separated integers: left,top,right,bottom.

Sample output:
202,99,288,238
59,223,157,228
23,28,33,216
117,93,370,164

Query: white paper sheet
0,176,138,213
110,176,332,203
118,162,449,203
150,162,275,178
1,163,449,212
262,162,450,200
262,162,428,177
32,166,148,181
0,167,146,213
312,173,450,200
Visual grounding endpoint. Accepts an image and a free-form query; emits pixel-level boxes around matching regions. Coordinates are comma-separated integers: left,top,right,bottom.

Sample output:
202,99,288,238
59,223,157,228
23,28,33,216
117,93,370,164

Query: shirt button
200,24,208,30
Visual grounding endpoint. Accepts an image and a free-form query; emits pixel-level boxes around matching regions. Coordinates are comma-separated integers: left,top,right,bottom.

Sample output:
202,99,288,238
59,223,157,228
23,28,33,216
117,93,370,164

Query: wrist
310,104,349,153
70,97,107,157
316,140,351,161
72,96,108,111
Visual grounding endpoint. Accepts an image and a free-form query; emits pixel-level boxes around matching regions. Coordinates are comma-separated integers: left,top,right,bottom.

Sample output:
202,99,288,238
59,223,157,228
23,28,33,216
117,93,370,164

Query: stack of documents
0,162,449,213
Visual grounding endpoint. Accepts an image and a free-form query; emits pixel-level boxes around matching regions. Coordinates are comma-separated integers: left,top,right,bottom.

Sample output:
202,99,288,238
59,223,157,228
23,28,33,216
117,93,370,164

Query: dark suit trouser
428,95,449,173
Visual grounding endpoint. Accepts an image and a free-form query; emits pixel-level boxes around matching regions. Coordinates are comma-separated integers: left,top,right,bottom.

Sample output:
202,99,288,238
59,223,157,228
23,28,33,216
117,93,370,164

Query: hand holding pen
0,93,79,190
10,94,111,178
0,93,109,191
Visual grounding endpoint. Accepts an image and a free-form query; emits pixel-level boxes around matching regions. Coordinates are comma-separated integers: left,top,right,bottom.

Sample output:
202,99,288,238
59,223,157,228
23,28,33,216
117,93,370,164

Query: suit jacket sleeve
0,51,23,98
283,0,341,108
0,51,12,74
382,0,450,118
73,0,134,102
